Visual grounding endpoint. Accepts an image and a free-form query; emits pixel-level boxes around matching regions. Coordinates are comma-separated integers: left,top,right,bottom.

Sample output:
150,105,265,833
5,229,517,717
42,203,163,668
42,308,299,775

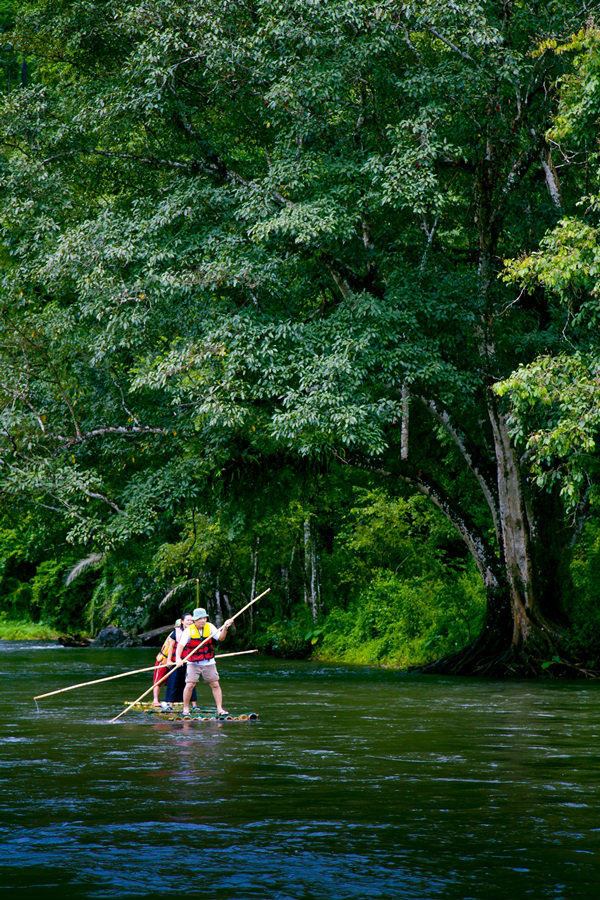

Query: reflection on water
1,641,599,899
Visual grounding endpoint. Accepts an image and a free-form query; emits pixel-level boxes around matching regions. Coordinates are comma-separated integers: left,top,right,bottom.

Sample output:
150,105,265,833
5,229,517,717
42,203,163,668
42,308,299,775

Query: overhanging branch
419,396,500,541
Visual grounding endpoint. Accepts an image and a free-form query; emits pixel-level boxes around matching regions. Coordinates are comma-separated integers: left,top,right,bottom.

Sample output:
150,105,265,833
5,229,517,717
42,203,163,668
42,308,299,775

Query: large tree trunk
421,207,592,675
411,388,590,675
490,405,546,649
425,393,594,676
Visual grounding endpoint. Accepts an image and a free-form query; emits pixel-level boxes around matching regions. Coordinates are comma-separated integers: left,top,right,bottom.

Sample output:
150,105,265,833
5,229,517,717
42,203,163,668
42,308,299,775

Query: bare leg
182,681,195,714
209,680,228,715
152,683,160,706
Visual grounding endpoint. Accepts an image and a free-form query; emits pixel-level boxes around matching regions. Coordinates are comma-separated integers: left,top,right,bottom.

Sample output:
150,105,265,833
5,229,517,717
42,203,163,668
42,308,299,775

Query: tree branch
425,26,477,65
59,424,169,448
419,396,501,541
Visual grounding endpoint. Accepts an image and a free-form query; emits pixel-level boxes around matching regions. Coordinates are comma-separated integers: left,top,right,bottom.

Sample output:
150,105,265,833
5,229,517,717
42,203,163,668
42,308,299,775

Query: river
1,641,598,899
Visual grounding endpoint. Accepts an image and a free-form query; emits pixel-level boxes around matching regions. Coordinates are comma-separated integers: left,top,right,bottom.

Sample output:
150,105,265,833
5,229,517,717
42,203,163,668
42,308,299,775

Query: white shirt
177,623,222,666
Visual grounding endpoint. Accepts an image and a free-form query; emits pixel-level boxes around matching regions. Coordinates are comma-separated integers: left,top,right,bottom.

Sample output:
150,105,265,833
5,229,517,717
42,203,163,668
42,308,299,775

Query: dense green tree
0,1,599,671
498,26,600,510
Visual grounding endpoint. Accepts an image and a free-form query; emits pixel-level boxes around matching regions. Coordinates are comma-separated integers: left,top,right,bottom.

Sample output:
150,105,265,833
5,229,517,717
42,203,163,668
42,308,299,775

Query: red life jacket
184,622,215,663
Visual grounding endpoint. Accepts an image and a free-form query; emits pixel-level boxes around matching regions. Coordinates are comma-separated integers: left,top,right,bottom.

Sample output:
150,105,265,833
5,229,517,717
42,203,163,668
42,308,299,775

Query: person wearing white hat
175,606,234,718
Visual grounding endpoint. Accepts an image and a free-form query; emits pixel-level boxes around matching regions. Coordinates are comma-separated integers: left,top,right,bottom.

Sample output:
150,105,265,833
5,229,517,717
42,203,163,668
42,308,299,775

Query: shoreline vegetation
0,579,486,671
0,621,447,672
0,595,588,675
0,618,62,641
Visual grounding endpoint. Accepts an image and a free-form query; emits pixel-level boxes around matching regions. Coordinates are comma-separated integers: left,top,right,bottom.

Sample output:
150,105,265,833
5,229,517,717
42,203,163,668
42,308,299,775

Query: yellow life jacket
189,622,212,640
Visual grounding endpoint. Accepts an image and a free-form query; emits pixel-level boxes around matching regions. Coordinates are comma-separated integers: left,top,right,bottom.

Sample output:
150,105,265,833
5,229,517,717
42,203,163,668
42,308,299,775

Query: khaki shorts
185,662,219,685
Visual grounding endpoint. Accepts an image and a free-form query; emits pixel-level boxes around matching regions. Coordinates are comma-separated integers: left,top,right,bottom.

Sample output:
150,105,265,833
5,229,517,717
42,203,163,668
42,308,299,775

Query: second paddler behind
175,606,234,718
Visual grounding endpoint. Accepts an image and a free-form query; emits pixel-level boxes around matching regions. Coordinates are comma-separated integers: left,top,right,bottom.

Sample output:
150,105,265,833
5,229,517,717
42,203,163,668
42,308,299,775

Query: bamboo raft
126,701,259,722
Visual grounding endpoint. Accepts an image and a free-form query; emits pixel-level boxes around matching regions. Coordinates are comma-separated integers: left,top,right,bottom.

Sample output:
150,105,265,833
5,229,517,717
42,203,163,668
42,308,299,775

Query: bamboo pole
34,663,161,701
34,650,258,702
110,588,270,723
214,649,259,660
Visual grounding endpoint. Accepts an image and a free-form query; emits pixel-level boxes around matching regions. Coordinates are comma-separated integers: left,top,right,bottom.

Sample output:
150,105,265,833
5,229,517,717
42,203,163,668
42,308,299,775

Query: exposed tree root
414,631,600,679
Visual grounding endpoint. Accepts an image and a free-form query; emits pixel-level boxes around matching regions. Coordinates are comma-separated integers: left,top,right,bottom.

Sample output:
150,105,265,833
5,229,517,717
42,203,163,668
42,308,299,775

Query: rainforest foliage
1,1,600,673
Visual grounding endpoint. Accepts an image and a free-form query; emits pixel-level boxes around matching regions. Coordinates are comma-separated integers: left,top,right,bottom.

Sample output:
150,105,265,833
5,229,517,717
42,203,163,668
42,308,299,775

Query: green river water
1,641,598,899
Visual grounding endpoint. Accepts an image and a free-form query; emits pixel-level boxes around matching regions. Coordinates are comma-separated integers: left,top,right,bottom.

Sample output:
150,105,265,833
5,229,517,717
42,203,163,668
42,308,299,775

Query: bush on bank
251,567,486,668
0,613,60,640
314,569,486,668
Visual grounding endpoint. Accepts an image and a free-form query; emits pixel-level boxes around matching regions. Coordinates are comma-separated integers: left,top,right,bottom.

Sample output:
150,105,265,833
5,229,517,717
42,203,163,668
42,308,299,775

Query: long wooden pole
34,663,161,701
214,649,259,660
33,649,259,703
110,588,270,723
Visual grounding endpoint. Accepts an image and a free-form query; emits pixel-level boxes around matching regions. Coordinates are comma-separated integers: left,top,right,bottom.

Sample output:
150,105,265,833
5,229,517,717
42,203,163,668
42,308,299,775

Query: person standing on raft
175,607,234,717
163,612,199,711
152,619,179,708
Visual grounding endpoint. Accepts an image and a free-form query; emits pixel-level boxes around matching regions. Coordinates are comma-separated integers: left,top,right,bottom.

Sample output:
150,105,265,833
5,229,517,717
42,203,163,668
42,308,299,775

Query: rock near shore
88,626,141,648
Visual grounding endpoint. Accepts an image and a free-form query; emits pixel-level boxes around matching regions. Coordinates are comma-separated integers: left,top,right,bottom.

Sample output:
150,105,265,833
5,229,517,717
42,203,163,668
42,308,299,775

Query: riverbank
0,608,468,672
0,618,403,670
0,613,441,669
